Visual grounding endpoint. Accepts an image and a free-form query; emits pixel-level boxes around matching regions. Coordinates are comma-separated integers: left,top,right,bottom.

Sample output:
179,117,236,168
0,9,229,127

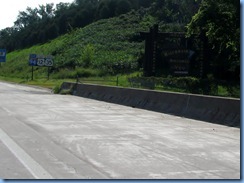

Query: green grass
0,74,240,98
0,76,73,91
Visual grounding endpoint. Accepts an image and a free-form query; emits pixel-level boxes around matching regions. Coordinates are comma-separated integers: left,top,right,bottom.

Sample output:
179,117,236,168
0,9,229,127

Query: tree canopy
187,0,240,80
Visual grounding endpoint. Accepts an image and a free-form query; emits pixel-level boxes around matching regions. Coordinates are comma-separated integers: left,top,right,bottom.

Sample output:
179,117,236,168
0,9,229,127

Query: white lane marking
0,129,53,179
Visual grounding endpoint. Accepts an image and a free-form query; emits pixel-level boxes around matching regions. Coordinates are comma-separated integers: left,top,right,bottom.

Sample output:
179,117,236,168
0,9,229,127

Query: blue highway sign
0,49,7,62
29,54,38,66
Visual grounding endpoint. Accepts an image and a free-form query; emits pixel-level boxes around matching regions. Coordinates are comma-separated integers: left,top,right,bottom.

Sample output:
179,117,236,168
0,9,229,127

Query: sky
0,0,74,30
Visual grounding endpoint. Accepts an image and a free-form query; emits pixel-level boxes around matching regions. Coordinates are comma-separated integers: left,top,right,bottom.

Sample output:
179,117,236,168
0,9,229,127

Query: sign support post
47,67,50,80
31,66,34,80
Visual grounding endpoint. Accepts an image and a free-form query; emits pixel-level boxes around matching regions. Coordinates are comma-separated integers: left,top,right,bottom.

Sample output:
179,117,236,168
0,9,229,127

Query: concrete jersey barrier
60,82,240,127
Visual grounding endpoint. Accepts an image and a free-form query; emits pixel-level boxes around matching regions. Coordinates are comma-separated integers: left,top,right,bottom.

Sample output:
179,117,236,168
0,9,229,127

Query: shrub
81,44,95,68
75,68,98,77
128,76,201,93
53,84,61,94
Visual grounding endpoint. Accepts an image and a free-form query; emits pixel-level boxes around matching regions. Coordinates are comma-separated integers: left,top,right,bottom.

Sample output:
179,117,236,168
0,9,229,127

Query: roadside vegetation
0,0,240,98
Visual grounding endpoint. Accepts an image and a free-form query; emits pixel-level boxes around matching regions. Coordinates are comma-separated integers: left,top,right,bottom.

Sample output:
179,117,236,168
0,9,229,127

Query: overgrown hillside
0,0,239,90
0,10,154,79
0,0,201,80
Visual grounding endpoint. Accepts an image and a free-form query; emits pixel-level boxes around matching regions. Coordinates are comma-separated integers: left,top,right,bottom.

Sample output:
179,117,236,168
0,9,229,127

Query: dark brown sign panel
140,25,207,78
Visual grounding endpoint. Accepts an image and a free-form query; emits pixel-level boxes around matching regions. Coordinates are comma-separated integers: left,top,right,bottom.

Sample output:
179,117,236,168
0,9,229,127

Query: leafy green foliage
0,0,152,52
81,44,95,68
0,0,239,98
186,0,240,80
129,76,240,97
0,10,151,78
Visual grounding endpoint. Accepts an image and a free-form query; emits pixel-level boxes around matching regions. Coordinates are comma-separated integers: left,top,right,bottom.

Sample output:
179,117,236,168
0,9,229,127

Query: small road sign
29,54,53,67
29,54,38,66
45,58,53,67
37,58,45,66
0,49,7,62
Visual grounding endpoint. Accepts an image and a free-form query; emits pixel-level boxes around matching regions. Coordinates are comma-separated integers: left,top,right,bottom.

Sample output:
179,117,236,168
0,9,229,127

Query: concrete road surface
0,81,240,179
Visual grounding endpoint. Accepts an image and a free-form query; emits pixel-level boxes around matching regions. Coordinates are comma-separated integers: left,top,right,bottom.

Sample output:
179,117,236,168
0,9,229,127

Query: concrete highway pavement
0,81,240,179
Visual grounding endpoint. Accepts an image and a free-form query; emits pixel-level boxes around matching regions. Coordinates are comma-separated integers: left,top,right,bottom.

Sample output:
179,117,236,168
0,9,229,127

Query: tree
138,0,151,8
55,2,70,17
96,0,116,19
38,3,55,20
150,0,200,24
0,27,17,51
14,7,40,30
115,0,132,16
187,0,240,80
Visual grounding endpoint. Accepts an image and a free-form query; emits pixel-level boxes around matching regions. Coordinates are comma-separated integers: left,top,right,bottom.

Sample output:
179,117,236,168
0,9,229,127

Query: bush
128,76,201,93
75,68,99,77
81,44,95,68
52,69,76,79
52,84,61,94
128,76,240,97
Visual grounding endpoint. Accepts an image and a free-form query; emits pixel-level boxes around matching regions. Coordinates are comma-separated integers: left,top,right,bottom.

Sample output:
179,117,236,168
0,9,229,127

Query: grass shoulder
0,75,240,99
